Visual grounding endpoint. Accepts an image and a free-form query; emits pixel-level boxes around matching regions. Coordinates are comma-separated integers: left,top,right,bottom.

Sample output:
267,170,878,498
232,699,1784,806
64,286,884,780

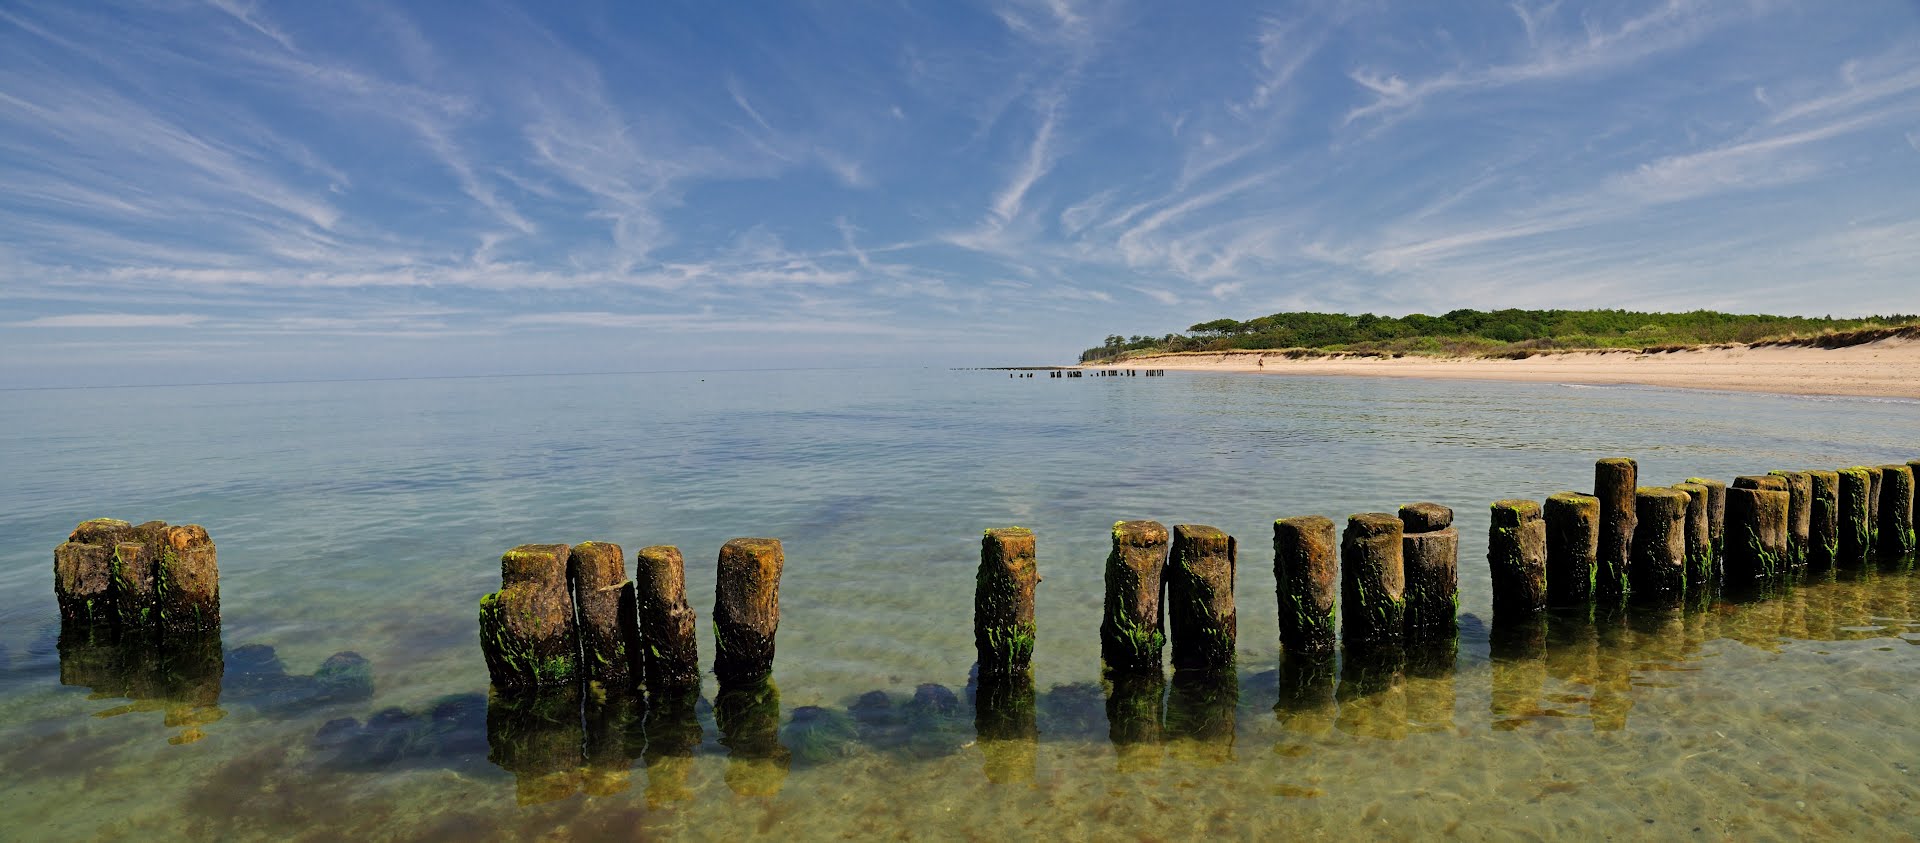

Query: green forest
1079,309,1920,363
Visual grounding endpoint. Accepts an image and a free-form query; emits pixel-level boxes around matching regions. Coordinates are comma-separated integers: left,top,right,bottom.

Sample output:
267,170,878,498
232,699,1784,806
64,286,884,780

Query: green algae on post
1808,470,1841,569
975,527,1039,675
1273,516,1338,656
1341,513,1405,647
1489,500,1547,616
1672,483,1714,588
1544,492,1600,607
1631,487,1689,600
713,538,784,686
1594,458,1637,599
1167,524,1236,671
1768,471,1813,568
567,541,636,688
1397,503,1458,639
636,545,700,688
1102,520,1169,673
479,543,578,689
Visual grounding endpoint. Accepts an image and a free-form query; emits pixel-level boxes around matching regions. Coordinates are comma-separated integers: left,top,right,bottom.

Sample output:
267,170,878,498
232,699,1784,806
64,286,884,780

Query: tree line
1079,308,1920,363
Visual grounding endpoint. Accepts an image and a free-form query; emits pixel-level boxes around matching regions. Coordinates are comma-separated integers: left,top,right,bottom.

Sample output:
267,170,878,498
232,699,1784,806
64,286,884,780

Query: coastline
1081,335,1920,399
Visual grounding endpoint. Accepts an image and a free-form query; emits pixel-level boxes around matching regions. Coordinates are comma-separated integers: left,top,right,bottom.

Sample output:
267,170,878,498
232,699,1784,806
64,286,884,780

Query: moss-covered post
636,545,699,688
1808,470,1840,569
1398,503,1457,638
1273,516,1337,656
1672,483,1713,589
1725,487,1789,580
1631,488,1688,600
975,527,1039,675
1102,520,1168,673
1878,465,1916,558
714,538,784,686
1489,500,1547,616
568,542,636,688
1167,525,1235,671
1867,467,1885,547
1768,471,1812,568
1594,459,1637,599
158,525,220,635
1684,478,1727,561
479,543,578,689
1838,468,1874,566
1340,514,1405,648
1544,493,1600,607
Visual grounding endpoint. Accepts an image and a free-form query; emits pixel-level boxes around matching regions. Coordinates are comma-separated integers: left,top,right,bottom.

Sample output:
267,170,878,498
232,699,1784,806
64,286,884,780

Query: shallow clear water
1,369,1916,839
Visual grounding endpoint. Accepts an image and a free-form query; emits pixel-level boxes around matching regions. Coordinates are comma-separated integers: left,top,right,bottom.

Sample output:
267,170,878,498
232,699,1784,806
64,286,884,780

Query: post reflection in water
1103,670,1164,771
969,669,1036,783
1164,668,1238,764
713,677,790,797
1404,637,1458,735
57,622,225,745
641,686,702,807
1335,644,1407,740
1273,653,1336,737
483,682,645,805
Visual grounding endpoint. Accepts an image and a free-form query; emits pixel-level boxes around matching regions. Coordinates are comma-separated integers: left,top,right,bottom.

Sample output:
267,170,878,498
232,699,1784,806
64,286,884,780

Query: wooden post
1808,470,1840,569
714,538,784,685
1167,525,1236,671
1684,477,1727,561
1878,465,1916,557
1867,467,1885,547
1725,488,1789,580
636,545,700,688
156,525,220,635
1398,503,1458,638
975,527,1039,675
1594,459,1637,598
1489,500,1547,615
568,542,636,687
1769,471,1812,568
480,544,578,689
1340,514,1405,647
1544,493,1600,607
1838,468,1873,566
1631,488,1688,599
53,517,130,626
1672,483,1713,589
1102,520,1169,673
1273,516,1337,656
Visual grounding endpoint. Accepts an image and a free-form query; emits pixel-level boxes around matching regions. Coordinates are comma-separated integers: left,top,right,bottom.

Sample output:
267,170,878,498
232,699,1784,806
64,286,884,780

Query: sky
2,0,1918,387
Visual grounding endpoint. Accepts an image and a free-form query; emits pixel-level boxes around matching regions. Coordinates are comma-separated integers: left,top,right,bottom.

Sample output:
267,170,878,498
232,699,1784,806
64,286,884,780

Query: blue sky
2,1,1918,386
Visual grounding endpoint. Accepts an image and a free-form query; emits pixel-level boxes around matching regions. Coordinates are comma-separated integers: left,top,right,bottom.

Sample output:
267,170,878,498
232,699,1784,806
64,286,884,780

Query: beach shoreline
1081,336,1920,400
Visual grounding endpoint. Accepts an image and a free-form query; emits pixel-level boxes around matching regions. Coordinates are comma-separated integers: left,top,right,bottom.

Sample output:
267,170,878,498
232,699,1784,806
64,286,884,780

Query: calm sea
1,369,1916,839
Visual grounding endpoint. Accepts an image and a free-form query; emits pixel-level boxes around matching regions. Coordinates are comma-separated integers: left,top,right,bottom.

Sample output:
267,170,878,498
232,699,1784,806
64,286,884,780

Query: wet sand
1086,335,1920,399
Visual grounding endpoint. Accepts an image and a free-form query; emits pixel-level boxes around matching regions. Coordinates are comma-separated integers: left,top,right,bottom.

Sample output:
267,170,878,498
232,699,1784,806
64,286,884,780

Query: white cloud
10,313,208,328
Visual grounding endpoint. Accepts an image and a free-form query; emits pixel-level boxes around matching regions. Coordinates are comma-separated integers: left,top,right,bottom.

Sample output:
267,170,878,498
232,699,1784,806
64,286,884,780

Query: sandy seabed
1086,336,1920,400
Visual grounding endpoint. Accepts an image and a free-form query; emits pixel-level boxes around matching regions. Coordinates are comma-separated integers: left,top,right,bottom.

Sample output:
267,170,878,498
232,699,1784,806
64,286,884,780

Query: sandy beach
1085,335,1920,399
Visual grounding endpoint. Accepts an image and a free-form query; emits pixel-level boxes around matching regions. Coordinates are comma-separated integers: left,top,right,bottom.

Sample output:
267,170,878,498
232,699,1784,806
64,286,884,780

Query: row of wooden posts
477,457,1917,692
52,517,221,635
1035,369,1164,378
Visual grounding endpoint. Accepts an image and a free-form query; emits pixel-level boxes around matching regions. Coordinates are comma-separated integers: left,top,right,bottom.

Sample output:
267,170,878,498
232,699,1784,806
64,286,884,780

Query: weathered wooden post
1769,471,1812,568
1273,516,1338,656
568,542,636,687
1808,470,1841,569
1631,488,1689,600
1672,483,1713,588
158,525,221,634
636,545,700,688
1867,467,1885,547
1489,500,1547,616
480,544,578,689
1167,525,1236,671
975,527,1039,675
1684,477,1727,560
54,518,127,625
714,538,784,685
1838,468,1874,566
109,526,162,630
1398,503,1457,637
1594,459,1637,598
1102,520,1168,673
1879,465,1916,557
1544,493,1600,606
1340,514,1405,647
1725,486,1789,580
